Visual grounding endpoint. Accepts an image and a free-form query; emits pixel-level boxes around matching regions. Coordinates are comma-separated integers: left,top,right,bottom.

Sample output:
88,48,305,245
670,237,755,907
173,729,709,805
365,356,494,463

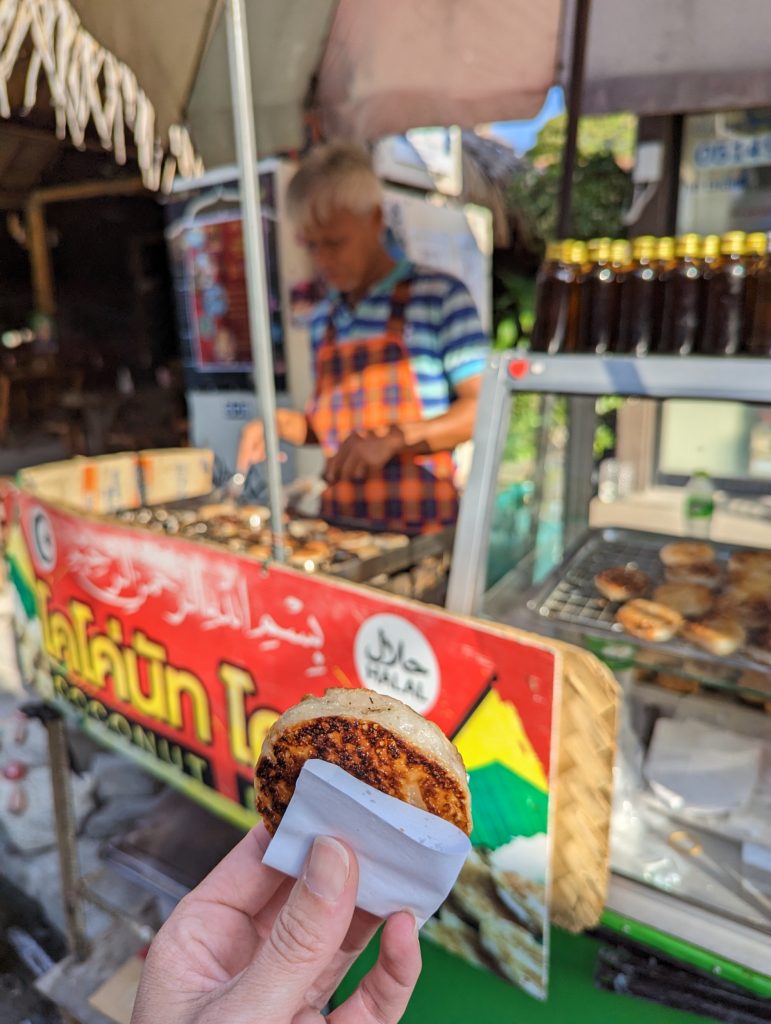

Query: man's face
299,207,383,294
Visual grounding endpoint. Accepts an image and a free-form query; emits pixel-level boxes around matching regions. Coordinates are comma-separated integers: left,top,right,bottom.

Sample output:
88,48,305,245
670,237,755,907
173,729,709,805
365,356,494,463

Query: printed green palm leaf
468,761,548,850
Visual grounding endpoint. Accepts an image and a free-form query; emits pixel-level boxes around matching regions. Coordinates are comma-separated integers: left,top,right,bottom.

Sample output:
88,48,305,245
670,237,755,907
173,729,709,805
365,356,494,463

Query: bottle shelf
503,353,771,402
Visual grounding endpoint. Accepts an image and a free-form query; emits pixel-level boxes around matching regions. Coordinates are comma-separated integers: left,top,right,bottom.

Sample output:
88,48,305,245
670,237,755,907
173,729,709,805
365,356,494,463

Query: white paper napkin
262,759,471,925
644,718,763,814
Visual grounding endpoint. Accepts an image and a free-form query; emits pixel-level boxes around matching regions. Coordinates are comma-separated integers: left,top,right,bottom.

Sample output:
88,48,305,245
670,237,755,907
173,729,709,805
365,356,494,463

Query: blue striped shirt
309,259,488,418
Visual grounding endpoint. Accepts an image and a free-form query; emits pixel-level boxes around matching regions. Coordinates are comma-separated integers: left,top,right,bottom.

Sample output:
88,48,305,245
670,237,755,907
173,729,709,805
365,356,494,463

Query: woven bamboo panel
492,627,619,933
549,641,619,932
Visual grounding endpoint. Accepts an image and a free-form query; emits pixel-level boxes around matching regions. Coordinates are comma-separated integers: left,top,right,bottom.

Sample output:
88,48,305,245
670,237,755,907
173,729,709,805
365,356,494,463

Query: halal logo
30,507,56,572
354,613,440,714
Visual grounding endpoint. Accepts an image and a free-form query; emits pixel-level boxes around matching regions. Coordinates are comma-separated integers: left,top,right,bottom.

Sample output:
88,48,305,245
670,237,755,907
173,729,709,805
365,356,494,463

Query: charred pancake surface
255,713,471,835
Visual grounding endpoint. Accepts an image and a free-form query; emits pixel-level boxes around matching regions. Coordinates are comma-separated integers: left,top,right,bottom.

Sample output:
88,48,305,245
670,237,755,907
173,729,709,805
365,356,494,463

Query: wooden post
25,177,146,316
26,198,55,315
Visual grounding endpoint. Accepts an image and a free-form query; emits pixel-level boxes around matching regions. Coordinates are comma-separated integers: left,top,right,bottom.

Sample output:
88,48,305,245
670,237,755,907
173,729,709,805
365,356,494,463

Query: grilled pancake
255,687,471,835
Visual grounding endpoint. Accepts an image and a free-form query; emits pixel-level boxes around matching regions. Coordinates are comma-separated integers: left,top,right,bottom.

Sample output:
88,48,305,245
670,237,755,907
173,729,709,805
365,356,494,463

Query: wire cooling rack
527,529,678,631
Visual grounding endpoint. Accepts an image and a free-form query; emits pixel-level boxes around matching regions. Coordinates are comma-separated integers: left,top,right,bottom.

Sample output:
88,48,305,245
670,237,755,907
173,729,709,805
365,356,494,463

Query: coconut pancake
254,687,471,835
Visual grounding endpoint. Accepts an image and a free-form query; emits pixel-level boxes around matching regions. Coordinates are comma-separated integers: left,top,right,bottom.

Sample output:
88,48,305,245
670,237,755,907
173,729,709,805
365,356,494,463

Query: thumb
225,837,358,1018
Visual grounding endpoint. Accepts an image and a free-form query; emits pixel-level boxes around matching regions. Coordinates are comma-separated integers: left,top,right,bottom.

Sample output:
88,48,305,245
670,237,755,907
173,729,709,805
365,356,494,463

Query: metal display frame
446,349,771,985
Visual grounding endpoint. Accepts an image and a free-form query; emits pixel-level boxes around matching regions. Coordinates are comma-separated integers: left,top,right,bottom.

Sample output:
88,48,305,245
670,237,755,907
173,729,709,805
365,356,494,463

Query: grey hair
286,143,383,225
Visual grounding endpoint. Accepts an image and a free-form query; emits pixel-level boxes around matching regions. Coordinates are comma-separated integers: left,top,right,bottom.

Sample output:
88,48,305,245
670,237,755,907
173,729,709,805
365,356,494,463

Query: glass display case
448,352,771,982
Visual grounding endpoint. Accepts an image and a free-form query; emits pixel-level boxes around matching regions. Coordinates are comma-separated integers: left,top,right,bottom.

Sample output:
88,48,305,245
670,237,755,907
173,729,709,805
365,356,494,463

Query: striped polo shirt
309,259,489,418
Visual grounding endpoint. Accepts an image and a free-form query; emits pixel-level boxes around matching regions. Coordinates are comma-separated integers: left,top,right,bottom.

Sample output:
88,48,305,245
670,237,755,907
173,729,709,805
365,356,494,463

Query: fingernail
305,836,349,901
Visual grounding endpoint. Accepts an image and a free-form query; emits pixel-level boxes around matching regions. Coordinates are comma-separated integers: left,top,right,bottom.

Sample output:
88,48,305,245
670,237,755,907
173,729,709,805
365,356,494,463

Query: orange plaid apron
306,280,459,534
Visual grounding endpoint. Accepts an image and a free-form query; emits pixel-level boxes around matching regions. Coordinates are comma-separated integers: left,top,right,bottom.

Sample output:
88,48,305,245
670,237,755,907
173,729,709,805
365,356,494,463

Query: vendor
237,143,489,534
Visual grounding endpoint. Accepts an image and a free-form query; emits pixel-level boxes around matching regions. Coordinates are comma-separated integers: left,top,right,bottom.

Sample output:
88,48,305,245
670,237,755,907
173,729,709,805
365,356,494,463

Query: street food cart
3,445,618,1012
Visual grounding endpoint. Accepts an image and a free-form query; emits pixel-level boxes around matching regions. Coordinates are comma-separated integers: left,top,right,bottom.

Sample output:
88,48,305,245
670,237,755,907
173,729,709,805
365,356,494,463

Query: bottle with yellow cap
530,240,587,354
743,232,769,350
746,232,771,356
530,240,564,352
652,237,677,350
698,234,721,347
701,230,747,355
616,235,660,355
658,234,704,355
577,237,623,354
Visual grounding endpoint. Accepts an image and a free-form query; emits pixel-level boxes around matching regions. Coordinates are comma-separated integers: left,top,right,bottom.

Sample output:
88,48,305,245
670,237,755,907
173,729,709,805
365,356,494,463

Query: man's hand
237,410,310,472
325,425,405,483
131,825,421,1024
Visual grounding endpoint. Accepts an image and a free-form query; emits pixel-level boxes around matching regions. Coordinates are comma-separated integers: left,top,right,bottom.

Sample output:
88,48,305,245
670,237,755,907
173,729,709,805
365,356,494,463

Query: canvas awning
1,0,564,186
186,0,563,165
568,0,771,118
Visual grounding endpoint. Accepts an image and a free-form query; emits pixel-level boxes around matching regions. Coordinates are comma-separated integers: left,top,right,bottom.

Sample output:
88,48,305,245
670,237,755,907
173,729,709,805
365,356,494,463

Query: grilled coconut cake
255,687,472,835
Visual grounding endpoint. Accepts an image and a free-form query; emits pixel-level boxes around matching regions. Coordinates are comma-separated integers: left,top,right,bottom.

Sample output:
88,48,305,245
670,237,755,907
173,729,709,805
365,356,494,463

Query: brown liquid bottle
530,240,587,353
746,233,771,356
530,240,565,353
743,232,768,351
697,234,720,352
701,231,747,355
577,237,623,353
658,234,704,355
616,236,658,355
652,236,676,351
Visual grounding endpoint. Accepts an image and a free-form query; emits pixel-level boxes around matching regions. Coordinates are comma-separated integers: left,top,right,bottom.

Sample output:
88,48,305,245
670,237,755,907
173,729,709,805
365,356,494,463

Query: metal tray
328,527,454,583
522,527,771,684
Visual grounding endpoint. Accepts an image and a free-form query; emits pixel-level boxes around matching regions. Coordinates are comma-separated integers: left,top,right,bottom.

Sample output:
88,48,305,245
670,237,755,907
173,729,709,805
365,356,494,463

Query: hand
237,411,310,472
326,426,405,483
131,825,421,1024
237,419,267,470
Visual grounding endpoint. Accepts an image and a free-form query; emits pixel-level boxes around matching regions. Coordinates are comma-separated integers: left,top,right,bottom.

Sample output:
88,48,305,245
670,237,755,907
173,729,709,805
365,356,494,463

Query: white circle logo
354,613,440,715
30,507,57,572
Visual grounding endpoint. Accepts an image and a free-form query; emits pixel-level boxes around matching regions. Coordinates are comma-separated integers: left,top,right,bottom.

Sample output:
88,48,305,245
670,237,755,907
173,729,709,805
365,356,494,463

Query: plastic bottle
684,471,715,538
616,235,659,356
701,230,747,355
658,234,704,356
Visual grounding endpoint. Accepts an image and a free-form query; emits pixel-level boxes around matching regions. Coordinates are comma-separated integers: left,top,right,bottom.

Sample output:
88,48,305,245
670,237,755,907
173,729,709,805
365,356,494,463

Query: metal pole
45,713,90,962
557,0,592,238
225,0,286,558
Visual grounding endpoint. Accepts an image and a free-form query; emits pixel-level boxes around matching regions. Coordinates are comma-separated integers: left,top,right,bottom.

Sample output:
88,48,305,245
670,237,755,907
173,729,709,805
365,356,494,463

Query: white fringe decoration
0,0,204,191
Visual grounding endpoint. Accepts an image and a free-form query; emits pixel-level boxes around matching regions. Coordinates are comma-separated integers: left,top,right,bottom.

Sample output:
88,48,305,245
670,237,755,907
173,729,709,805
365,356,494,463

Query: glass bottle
531,240,587,354
530,240,566,353
616,235,658,356
746,233,771,356
697,234,720,353
658,234,704,356
652,237,676,352
577,237,620,354
701,230,747,355
743,232,768,351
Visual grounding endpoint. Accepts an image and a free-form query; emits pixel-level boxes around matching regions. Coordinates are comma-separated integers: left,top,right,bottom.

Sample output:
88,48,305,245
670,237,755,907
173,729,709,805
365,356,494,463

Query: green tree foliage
509,152,633,243
529,112,637,167
508,111,636,244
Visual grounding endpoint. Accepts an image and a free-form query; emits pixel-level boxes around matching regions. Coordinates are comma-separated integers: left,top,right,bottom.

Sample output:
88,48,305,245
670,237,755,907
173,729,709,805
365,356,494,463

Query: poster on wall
5,486,557,999
174,173,285,374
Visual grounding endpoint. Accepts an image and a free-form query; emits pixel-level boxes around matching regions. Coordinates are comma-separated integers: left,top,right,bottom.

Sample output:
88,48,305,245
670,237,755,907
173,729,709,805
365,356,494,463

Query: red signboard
6,489,556,822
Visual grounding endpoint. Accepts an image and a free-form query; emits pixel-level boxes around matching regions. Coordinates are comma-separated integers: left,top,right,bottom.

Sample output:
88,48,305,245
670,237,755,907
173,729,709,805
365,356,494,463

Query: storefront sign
6,486,558,998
